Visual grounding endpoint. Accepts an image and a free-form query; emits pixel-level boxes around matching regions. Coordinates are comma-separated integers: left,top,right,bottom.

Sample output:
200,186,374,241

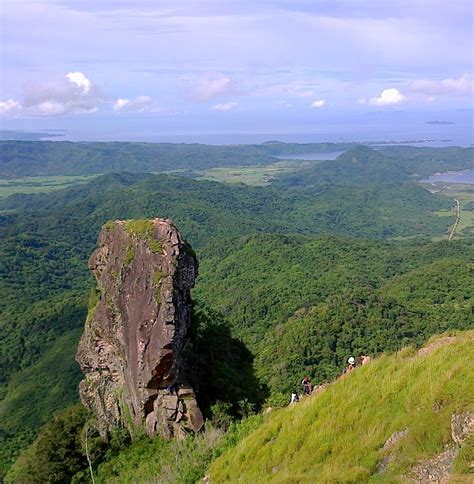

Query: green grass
86,287,102,322
458,210,474,236
92,415,265,483
124,219,162,253
425,182,474,239
188,161,316,186
0,175,99,198
123,244,136,265
209,331,474,483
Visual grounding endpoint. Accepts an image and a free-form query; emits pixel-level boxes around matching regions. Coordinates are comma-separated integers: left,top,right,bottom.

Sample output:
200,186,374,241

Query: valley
0,142,472,482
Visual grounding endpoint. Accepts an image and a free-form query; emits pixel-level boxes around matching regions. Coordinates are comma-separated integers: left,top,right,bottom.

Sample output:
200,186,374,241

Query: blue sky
0,0,473,139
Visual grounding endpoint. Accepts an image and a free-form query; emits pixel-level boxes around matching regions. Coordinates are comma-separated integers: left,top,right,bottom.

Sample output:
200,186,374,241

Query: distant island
425,120,455,125
0,130,65,141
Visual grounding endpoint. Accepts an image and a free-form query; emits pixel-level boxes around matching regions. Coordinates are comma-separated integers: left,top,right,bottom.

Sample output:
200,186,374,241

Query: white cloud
191,73,235,101
311,99,326,108
1,71,160,117
357,97,367,104
369,88,406,106
113,95,157,112
212,101,238,111
66,72,92,93
23,71,103,116
0,99,22,116
409,74,473,97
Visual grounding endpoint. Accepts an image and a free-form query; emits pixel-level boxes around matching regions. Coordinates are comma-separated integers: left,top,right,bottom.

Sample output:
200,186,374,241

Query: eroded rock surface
451,413,474,445
408,447,457,482
377,428,409,472
406,413,474,482
76,218,203,439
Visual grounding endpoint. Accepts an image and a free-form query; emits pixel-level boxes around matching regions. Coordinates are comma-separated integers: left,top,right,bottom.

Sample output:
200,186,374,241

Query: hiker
344,356,356,374
358,353,371,366
290,392,299,404
301,376,313,395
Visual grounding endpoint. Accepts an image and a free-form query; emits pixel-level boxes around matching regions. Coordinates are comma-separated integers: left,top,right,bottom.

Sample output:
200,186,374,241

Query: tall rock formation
76,218,203,439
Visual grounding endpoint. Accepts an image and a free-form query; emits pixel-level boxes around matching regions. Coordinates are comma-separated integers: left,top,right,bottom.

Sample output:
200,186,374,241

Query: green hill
273,146,410,187
209,331,474,483
0,141,274,178
7,332,472,483
196,234,474,392
0,171,468,477
273,145,474,188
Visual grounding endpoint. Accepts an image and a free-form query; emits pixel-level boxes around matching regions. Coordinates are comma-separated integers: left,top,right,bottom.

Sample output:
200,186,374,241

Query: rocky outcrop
76,218,203,439
377,428,409,472
406,412,474,482
409,447,458,482
451,412,474,445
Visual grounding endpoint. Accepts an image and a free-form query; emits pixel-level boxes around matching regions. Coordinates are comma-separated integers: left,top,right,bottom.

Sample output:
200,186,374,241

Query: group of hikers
290,353,371,404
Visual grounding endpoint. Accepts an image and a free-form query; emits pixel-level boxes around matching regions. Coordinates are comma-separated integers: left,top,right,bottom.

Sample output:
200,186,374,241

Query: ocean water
273,151,345,160
7,110,473,147
420,169,474,185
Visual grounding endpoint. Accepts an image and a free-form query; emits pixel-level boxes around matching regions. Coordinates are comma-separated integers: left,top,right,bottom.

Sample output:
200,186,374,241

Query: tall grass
92,414,264,483
209,331,474,483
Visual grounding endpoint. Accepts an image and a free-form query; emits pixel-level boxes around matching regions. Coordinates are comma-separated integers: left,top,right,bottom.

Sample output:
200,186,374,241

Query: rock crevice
76,218,203,439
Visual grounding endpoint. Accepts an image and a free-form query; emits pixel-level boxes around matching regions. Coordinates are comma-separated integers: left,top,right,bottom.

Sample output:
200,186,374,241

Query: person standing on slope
358,353,371,366
344,356,356,374
301,376,313,395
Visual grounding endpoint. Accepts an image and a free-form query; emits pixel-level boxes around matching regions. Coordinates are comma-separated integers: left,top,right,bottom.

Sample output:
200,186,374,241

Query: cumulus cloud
311,99,326,108
409,74,473,97
0,99,22,116
191,73,235,101
66,72,92,93
113,95,158,112
0,71,160,117
369,88,406,106
212,101,238,111
23,71,103,116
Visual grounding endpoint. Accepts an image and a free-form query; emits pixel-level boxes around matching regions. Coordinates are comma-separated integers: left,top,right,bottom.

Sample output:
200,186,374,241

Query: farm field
0,175,99,198
423,182,474,238
177,160,316,186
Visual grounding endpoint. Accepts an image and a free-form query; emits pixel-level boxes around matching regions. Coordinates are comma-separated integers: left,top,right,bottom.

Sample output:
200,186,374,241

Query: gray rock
451,413,474,445
76,218,203,439
408,446,458,482
377,428,409,472
383,428,409,451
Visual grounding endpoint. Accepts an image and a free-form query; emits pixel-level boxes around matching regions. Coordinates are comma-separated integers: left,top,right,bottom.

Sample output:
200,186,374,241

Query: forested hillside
0,144,472,479
196,234,474,390
0,141,273,177
273,145,474,187
0,172,470,476
0,140,472,179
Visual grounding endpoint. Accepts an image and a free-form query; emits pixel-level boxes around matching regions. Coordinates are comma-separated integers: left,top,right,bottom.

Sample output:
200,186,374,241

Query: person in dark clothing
301,376,313,395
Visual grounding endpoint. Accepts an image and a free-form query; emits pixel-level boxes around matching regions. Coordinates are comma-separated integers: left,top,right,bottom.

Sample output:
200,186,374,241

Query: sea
419,169,474,185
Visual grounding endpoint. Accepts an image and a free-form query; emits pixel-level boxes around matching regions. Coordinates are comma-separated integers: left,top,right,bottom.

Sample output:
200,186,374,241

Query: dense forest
0,143,472,480
0,140,472,179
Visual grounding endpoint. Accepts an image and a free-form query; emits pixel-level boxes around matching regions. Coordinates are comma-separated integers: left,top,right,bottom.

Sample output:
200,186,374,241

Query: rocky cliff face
76,218,203,439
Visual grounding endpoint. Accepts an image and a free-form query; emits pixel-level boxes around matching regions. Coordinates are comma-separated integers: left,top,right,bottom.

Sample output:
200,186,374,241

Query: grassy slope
209,331,474,483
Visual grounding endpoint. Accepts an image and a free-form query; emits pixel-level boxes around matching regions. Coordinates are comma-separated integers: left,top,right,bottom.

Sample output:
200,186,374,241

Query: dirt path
448,199,460,241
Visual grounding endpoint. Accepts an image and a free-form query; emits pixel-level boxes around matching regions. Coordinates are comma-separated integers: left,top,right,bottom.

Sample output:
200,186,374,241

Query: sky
0,0,473,141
